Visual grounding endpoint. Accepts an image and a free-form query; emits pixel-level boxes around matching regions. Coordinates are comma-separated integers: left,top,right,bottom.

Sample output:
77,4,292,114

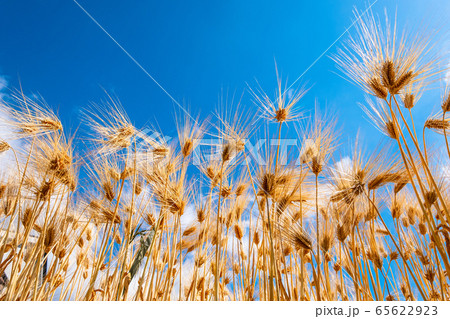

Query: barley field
1,11,450,301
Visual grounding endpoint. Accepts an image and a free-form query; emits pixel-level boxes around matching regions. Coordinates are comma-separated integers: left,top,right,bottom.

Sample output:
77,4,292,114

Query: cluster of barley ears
1,11,450,301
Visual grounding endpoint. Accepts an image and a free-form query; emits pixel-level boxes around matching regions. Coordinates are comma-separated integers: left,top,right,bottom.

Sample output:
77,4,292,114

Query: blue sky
1,0,449,152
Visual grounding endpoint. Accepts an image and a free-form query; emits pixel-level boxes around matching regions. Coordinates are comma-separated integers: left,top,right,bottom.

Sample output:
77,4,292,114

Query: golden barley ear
0,140,11,154
442,91,450,113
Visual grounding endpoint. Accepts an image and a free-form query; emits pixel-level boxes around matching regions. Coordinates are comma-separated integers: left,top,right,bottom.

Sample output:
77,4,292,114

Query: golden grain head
424,118,450,133
234,224,244,241
442,92,450,113
403,93,415,109
368,77,388,99
381,60,396,91
182,225,197,237
0,184,6,199
0,141,11,154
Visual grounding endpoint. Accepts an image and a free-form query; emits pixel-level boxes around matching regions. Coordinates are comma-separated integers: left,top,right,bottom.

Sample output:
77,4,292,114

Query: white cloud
0,75,16,177
444,56,450,86
446,67,450,86
0,72,24,178
0,75,7,92
443,165,450,180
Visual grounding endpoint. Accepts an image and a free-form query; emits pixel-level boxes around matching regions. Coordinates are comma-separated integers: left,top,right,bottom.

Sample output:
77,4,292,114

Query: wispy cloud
0,75,7,92
0,72,16,177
